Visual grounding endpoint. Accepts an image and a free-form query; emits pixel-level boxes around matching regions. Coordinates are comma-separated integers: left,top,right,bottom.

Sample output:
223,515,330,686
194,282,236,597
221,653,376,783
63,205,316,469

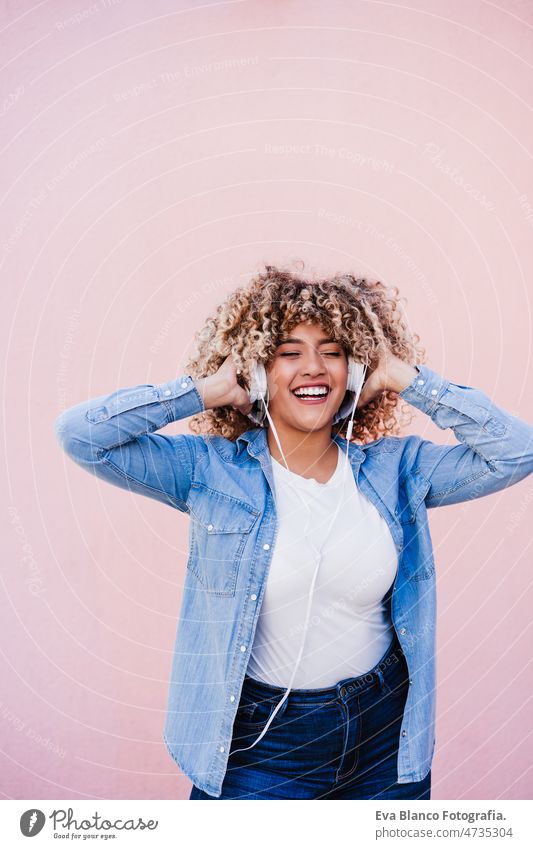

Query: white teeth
293,386,329,397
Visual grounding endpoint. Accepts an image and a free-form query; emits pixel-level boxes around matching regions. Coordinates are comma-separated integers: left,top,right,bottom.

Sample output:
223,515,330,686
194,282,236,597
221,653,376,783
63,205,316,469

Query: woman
55,265,533,800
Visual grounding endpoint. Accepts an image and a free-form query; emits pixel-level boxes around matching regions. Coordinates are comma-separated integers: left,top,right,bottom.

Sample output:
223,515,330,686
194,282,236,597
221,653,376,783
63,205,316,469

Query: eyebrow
277,336,339,345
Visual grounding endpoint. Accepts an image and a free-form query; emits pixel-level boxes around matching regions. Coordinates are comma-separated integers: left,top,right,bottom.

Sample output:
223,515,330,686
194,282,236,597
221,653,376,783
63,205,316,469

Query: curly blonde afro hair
184,263,426,443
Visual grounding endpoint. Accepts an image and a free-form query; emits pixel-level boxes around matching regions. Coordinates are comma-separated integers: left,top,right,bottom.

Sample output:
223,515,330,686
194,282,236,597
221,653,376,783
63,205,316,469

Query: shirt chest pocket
186,482,260,596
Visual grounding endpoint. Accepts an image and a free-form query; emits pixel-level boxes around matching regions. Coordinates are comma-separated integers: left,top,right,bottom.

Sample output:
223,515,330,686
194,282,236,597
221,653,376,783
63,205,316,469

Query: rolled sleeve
54,375,205,511
399,364,533,507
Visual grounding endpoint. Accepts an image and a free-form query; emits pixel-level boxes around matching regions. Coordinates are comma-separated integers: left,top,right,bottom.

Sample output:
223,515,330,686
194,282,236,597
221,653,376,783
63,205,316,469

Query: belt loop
375,667,389,695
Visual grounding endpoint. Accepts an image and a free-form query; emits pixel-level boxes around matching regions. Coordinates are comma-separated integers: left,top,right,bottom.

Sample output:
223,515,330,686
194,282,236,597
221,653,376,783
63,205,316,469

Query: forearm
397,363,533,492
384,358,420,394
54,375,204,460
194,374,234,410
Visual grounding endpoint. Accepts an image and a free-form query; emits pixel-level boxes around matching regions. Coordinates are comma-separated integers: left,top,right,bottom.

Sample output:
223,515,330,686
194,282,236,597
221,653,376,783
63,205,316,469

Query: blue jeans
189,634,431,799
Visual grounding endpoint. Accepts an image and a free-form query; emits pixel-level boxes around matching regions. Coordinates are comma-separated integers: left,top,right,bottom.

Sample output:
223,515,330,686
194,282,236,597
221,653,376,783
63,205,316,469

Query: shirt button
399,627,406,635
219,746,225,753
181,381,188,389
409,678,413,685
240,645,247,652
164,390,171,396
263,543,270,550
417,379,425,385
207,524,213,531
250,593,257,601
230,695,235,702
402,730,407,737
431,389,438,396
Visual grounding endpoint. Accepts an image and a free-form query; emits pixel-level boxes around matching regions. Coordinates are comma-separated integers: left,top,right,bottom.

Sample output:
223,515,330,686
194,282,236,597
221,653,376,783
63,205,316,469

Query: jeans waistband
243,632,407,706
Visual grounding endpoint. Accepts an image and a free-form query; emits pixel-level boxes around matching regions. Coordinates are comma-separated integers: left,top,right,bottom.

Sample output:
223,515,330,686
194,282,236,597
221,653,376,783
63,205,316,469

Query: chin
289,416,335,433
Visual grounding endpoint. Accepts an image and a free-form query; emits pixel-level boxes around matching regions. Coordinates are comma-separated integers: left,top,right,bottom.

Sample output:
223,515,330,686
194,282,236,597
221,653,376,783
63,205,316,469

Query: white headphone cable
231,365,366,753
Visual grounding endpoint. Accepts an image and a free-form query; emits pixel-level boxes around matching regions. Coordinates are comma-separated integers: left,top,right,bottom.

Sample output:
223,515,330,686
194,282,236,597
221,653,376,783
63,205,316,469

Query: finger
233,387,252,415
235,402,253,415
356,388,370,408
239,385,252,403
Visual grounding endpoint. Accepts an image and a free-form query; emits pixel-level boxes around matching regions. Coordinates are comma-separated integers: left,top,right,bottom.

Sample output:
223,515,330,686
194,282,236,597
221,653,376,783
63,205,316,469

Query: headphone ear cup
248,361,268,404
346,356,365,393
245,361,268,425
256,362,268,400
333,356,366,424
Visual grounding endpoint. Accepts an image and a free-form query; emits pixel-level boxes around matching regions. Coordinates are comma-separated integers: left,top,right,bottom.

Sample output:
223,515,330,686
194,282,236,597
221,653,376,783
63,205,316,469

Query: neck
266,417,338,468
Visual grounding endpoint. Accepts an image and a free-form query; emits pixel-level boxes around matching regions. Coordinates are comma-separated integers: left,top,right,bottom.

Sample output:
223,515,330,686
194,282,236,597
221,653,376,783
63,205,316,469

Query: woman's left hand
356,351,419,408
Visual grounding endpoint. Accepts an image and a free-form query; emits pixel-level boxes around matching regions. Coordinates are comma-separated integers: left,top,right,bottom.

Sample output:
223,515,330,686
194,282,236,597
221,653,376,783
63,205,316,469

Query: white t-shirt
246,445,398,688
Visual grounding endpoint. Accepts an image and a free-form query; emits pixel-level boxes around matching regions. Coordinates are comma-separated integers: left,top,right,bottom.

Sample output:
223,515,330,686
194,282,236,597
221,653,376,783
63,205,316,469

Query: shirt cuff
398,364,450,416
156,374,205,417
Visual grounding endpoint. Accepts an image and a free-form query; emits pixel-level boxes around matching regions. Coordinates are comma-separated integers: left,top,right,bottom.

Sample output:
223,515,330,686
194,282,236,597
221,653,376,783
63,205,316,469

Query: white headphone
231,354,368,755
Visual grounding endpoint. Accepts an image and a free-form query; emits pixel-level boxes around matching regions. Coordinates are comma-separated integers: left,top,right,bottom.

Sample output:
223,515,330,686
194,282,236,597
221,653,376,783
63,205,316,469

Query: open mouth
290,385,331,405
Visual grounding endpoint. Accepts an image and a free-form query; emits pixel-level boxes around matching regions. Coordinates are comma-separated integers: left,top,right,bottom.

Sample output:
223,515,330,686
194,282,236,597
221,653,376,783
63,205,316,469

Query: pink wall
2,0,532,800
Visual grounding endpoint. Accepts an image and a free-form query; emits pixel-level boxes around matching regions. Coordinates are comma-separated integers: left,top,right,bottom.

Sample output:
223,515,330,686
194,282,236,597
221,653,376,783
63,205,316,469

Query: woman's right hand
194,355,253,416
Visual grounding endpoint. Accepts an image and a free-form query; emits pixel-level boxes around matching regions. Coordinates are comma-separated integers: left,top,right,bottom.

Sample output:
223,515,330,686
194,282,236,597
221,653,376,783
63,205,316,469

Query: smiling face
265,321,349,434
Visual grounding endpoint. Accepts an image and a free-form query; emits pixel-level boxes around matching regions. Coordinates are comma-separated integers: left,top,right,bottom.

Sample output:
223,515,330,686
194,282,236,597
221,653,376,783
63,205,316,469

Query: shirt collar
235,426,366,463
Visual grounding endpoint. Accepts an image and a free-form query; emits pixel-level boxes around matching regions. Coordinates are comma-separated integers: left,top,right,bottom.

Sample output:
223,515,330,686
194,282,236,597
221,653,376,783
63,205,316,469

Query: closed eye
279,352,341,357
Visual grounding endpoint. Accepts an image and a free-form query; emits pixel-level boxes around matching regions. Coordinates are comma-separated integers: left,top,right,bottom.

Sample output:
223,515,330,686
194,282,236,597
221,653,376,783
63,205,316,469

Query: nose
301,349,327,376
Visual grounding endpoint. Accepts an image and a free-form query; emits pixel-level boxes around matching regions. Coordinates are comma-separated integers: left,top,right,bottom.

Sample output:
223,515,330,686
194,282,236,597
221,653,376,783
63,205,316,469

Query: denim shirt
54,364,533,797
